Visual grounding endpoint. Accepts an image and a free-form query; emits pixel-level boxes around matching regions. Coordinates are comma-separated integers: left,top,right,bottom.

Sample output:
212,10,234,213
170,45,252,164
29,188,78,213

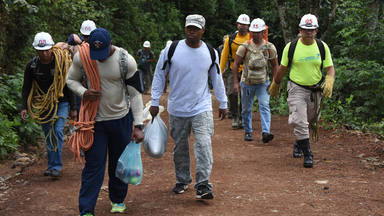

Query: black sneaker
262,132,274,143
43,169,52,176
173,183,188,194
244,132,253,141
196,184,214,199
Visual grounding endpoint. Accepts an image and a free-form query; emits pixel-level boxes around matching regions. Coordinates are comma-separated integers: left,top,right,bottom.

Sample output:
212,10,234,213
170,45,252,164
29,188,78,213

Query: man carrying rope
21,32,77,178
66,28,144,215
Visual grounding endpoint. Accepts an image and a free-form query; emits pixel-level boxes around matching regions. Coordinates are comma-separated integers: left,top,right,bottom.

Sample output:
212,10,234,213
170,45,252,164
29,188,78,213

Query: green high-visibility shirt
281,39,333,86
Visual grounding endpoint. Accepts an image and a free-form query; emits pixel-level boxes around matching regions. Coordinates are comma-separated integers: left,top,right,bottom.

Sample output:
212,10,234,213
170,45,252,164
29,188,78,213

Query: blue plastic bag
143,115,168,158
115,140,143,185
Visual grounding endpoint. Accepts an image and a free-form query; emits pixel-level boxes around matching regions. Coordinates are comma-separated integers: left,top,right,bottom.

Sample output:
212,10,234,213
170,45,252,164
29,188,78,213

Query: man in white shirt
150,14,227,200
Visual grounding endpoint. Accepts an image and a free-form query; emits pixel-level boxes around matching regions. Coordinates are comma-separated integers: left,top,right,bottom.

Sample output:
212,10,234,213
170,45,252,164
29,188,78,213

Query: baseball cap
299,14,319,29
237,14,250,25
32,32,55,50
89,28,111,60
143,41,151,48
80,20,97,35
185,14,205,29
249,18,266,32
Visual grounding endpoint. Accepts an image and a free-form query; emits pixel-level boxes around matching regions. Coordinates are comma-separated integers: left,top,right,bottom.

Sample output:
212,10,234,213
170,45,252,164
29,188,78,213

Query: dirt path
0,93,383,216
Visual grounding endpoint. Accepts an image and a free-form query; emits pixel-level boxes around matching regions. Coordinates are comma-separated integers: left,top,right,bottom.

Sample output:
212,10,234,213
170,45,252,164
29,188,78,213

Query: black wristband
134,124,144,130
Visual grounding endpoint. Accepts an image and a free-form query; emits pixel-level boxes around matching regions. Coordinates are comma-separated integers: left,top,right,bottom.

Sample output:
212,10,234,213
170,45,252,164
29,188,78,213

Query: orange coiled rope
68,43,100,162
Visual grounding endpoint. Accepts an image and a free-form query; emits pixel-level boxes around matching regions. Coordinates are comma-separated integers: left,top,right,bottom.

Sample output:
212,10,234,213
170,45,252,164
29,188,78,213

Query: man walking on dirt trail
137,40,155,94
66,28,145,215
220,14,251,129
20,32,77,178
149,14,227,200
268,14,335,168
232,18,278,143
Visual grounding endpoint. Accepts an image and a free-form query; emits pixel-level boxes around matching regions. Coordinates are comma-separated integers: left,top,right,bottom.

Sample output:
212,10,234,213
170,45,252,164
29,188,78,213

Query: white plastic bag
143,115,168,158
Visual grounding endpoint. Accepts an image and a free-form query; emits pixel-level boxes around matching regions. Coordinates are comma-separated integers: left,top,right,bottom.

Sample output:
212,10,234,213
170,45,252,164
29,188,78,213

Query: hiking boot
50,169,60,178
173,183,188,194
227,111,232,119
298,139,313,168
43,169,52,176
262,132,274,143
232,117,239,129
110,202,126,213
244,132,253,141
237,118,243,129
196,184,214,199
293,141,302,158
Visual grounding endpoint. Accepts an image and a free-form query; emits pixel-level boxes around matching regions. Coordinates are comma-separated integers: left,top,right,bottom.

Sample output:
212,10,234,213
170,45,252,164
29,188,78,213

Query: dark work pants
79,112,133,215
229,93,242,119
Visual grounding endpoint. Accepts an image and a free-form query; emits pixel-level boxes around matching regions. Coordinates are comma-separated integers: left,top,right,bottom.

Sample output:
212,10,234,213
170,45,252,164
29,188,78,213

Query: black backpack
287,38,325,71
161,40,220,89
161,40,220,74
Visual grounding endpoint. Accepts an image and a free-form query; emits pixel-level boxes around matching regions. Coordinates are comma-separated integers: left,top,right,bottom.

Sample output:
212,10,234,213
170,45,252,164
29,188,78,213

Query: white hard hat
249,18,266,32
237,14,250,25
80,20,97,35
32,32,54,50
299,14,319,29
143,41,151,48
166,40,172,47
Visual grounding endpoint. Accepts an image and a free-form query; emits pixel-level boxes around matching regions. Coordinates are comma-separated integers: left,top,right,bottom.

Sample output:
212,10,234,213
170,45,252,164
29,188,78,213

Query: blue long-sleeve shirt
151,40,227,117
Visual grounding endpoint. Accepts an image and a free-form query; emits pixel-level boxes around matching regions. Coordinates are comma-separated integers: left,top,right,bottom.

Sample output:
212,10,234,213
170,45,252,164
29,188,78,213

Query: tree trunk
273,0,295,44
366,0,380,46
321,0,339,41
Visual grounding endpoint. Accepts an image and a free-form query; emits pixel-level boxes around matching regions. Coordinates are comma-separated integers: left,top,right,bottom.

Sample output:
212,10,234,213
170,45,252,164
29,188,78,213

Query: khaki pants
286,81,322,140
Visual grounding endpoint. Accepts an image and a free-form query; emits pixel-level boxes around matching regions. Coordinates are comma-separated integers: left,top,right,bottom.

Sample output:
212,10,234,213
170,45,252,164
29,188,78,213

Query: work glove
268,80,280,97
321,75,334,98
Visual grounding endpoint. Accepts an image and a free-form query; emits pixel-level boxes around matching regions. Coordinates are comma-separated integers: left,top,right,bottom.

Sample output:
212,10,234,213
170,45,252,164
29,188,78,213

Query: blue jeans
240,80,271,133
79,112,133,215
41,101,69,171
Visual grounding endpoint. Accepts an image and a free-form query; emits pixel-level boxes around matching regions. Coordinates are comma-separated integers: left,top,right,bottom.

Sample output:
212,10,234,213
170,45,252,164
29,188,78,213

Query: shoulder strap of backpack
30,56,39,76
287,38,299,69
119,48,129,80
206,43,220,74
315,38,325,71
228,32,237,60
161,40,180,70
119,48,131,108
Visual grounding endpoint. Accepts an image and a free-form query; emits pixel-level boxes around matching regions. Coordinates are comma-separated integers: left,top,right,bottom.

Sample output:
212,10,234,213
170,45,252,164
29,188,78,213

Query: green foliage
334,0,384,64
0,112,19,159
332,58,384,121
0,73,42,158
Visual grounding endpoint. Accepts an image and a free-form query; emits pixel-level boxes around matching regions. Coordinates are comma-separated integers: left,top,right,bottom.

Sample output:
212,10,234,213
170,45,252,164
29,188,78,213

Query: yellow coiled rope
27,46,72,151
27,46,72,124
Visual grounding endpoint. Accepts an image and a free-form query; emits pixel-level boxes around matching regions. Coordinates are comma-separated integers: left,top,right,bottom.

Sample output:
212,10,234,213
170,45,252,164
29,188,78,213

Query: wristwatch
134,124,144,130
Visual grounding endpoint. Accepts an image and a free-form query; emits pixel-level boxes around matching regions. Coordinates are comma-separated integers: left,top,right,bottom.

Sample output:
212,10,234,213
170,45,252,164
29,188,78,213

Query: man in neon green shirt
269,14,335,168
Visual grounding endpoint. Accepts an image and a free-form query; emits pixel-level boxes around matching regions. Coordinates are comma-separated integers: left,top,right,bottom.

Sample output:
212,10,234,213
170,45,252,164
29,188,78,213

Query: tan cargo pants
286,81,322,140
